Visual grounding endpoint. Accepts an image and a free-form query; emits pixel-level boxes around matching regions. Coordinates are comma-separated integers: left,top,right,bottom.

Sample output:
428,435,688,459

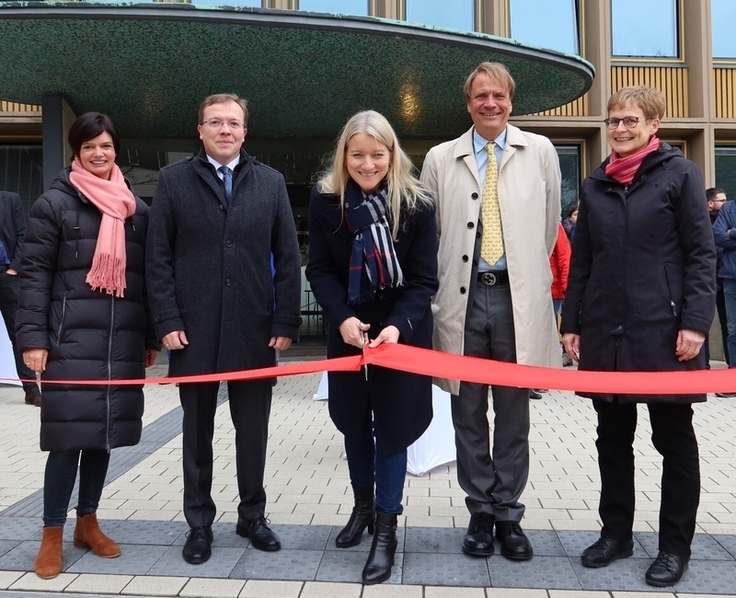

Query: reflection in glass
716,147,736,201
612,0,678,58
509,0,579,55
555,144,581,218
0,145,43,210
405,0,474,32
712,0,736,59
190,0,262,6
298,0,368,15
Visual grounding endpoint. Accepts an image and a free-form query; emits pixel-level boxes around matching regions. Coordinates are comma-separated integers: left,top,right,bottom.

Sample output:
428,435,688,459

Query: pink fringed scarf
605,135,661,186
69,158,136,297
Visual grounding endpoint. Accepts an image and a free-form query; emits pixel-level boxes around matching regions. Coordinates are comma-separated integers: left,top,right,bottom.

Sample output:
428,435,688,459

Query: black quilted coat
16,167,157,452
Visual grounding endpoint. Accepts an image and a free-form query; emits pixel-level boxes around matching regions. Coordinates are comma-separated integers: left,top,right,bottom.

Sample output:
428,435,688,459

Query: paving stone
300,581,362,598
108,519,187,546
66,543,167,576
404,526,464,554
239,579,303,598
230,548,323,581
0,569,23,589
0,516,41,541
0,540,86,572
269,523,331,550
487,555,580,590
148,544,245,578
362,583,423,597
0,539,21,559
570,557,656,592
8,571,77,592
121,575,187,596
715,534,736,558
425,587,486,598
180,577,245,597
65,573,133,594
316,549,403,584
325,525,406,552
670,558,736,594
402,552,490,587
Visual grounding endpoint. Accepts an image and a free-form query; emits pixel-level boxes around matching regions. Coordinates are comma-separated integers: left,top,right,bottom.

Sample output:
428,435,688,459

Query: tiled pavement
0,358,735,597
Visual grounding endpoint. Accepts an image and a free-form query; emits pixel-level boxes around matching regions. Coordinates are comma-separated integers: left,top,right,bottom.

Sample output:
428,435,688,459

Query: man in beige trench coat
420,62,561,561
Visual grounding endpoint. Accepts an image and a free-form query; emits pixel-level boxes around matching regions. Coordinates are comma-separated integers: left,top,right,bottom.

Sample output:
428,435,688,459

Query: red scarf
69,158,136,297
605,135,661,186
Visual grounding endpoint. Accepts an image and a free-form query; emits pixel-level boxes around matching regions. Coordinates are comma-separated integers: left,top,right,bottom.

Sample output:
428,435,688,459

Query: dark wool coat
306,188,439,455
0,191,26,271
16,168,157,452
146,149,301,375
560,144,716,403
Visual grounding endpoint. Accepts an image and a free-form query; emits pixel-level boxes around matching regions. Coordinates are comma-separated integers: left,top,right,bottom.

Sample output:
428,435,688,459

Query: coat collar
192,148,254,208
452,123,527,184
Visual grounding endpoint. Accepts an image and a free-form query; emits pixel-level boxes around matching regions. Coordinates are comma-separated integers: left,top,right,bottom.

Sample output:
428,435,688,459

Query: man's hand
269,336,292,351
161,330,188,351
561,333,581,363
144,349,159,368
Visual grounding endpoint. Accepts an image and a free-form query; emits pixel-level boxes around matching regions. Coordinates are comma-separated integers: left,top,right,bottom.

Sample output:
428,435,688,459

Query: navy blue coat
561,144,716,404
713,200,736,280
16,168,157,451
306,187,438,454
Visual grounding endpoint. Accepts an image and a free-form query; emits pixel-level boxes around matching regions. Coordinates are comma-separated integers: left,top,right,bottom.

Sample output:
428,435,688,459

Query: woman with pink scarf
16,112,159,579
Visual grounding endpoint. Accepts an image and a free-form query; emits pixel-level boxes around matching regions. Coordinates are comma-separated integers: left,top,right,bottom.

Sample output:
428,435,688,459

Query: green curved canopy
0,3,594,139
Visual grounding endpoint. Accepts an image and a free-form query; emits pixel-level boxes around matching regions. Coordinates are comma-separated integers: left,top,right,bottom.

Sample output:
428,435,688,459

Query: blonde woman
306,110,438,584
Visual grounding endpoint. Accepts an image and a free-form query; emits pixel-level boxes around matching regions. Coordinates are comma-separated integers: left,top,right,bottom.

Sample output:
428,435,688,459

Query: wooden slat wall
714,68,736,119
0,101,41,112
531,93,589,117
611,66,688,118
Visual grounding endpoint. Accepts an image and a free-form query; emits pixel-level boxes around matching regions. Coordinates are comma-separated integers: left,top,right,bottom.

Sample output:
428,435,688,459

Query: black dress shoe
581,536,634,568
236,516,281,552
462,512,494,557
182,526,212,564
495,521,533,561
645,551,689,587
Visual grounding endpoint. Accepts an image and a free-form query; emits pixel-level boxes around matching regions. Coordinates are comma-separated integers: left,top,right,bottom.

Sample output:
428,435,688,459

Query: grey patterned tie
218,166,232,204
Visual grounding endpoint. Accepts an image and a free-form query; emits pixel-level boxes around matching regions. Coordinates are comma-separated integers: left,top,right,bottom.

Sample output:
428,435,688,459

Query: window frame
712,0,736,63
399,0,480,32
295,0,373,15
506,0,582,57
610,0,684,63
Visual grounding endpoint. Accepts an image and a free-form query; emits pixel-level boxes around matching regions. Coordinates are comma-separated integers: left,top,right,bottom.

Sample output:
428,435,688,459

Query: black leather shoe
529,390,543,400
581,536,634,568
24,388,41,407
462,512,495,557
182,526,212,564
645,551,689,587
495,521,533,561
236,517,281,552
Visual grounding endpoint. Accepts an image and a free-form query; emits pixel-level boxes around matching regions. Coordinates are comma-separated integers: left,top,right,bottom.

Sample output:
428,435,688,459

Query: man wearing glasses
706,188,730,377
146,94,302,565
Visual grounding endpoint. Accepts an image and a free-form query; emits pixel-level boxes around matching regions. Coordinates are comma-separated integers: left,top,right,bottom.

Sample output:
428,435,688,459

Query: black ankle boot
335,487,375,548
362,512,398,585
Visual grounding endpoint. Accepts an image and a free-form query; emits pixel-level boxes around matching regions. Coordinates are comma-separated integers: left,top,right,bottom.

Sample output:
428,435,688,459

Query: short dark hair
67,112,121,158
706,187,727,202
198,93,249,127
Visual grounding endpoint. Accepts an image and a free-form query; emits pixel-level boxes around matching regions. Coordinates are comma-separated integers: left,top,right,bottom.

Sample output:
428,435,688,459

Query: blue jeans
43,450,110,527
344,427,407,515
723,278,736,367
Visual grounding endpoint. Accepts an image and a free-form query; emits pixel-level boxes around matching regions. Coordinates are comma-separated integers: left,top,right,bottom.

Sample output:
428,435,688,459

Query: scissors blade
361,336,368,381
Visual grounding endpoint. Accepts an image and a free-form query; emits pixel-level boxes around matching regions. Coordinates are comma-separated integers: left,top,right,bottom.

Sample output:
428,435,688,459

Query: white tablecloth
313,373,456,476
0,317,21,386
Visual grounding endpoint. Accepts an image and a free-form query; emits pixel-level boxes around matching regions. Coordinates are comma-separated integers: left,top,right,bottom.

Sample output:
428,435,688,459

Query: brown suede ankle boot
73,513,121,558
34,526,63,579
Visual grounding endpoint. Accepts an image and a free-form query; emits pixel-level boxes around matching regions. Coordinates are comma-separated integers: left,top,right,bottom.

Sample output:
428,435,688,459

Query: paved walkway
0,357,734,597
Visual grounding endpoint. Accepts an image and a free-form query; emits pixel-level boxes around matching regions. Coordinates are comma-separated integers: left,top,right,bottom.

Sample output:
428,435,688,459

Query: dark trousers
344,424,407,515
593,400,700,556
179,379,272,528
452,281,530,522
0,271,36,392
43,449,110,527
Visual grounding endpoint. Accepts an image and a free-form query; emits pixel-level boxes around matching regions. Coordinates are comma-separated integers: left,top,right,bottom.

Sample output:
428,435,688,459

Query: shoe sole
581,548,633,568
462,544,494,557
182,550,211,565
236,524,281,552
645,564,688,587
500,548,533,561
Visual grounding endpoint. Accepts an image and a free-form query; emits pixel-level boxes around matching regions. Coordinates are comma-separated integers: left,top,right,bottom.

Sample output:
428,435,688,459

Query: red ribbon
3,344,735,394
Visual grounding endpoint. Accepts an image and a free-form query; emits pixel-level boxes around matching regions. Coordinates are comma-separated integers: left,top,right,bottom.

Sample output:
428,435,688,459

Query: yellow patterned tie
480,142,504,265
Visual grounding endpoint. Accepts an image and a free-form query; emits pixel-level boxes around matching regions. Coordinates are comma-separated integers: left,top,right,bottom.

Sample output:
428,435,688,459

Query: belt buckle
481,272,497,286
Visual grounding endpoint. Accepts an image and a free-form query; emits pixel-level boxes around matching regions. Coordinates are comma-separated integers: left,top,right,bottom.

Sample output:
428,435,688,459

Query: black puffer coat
16,167,157,452
561,143,716,403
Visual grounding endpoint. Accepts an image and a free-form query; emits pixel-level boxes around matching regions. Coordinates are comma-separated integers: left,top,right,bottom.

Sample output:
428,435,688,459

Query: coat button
471,192,478,200
462,255,468,262
225,278,232,286
460,287,466,294
467,222,474,229
219,204,225,210
225,240,233,247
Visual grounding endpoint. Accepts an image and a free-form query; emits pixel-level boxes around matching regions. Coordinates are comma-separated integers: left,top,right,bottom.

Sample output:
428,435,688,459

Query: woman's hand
339,317,370,349
23,348,48,374
368,325,400,348
144,349,159,368
676,329,705,362
561,333,580,363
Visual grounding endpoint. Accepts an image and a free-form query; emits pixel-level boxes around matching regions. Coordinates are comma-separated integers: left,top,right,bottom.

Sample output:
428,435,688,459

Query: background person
421,61,561,562
146,93,301,565
0,190,41,405
705,188,730,376
561,86,715,587
16,112,158,579
306,110,438,585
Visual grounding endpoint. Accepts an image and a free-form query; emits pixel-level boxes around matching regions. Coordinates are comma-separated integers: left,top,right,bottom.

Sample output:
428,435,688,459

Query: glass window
554,144,581,218
187,1,263,6
611,0,679,58
0,146,43,212
716,146,736,201
509,0,579,55
712,0,736,59
405,0,474,32
298,0,368,15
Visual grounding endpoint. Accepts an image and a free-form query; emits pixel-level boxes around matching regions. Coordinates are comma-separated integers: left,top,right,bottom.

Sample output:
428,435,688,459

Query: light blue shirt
207,155,240,181
473,127,507,271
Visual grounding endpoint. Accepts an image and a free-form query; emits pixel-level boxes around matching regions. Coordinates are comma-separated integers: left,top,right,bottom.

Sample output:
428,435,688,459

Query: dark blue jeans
344,427,407,515
723,278,736,367
43,450,110,527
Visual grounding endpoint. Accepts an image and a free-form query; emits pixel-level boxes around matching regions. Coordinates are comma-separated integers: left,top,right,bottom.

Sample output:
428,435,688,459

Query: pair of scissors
361,332,368,381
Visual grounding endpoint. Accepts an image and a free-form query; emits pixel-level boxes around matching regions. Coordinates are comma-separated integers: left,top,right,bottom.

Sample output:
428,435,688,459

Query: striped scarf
345,181,404,304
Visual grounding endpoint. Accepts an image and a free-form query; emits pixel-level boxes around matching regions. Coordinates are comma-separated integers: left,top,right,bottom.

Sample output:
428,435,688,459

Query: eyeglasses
201,119,244,130
603,116,649,129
